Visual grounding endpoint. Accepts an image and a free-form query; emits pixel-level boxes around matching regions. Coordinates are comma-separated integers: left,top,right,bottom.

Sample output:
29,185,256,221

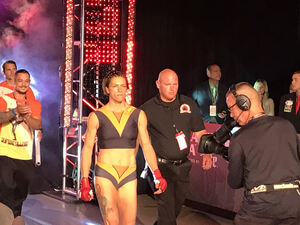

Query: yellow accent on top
99,105,136,136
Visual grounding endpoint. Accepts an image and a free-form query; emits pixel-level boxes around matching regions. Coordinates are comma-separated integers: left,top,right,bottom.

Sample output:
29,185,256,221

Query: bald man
140,68,212,225
226,82,300,225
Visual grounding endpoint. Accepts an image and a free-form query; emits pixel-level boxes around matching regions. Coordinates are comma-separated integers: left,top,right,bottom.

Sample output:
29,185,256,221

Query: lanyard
163,96,181,134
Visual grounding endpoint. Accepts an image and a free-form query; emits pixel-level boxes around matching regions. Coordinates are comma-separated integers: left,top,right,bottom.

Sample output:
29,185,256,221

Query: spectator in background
191,64,227,123
278,71,300,133
1,60,42,141
1,60,35,100
253,79,274,116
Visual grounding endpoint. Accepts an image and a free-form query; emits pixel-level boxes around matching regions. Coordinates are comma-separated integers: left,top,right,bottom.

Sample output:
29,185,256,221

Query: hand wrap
153,169,167,192
79,177,93,201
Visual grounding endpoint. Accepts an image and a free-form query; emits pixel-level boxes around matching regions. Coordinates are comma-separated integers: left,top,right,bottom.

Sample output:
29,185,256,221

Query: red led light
84,0,121,64
124,0,136,104
62,0,75,127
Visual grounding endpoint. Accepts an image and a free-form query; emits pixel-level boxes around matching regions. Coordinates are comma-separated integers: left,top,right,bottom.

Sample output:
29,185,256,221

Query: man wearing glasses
225,82,300,225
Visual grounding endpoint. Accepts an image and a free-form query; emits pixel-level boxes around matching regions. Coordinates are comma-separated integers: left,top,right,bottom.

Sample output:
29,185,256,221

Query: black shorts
0,156,34,217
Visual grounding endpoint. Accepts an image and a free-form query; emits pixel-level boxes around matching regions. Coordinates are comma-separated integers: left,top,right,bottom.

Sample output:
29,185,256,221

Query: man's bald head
157,68,178,81
156,68,179,102
226,82,264,126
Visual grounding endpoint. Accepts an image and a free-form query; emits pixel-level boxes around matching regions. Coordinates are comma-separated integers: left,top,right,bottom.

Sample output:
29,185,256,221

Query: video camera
198,115,237,160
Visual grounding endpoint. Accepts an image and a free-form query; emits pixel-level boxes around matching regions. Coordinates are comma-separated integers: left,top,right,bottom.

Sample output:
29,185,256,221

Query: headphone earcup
236,94,251,111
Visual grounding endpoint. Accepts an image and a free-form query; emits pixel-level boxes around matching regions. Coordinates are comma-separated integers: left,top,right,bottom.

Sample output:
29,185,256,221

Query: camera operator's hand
202,154,212,170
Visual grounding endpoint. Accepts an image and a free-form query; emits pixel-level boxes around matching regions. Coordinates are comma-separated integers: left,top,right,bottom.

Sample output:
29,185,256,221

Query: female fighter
79,71,166,225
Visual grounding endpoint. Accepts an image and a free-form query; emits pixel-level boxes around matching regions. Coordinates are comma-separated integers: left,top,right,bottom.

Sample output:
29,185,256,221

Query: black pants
155,160,192,225
0,156,34,217
235,189,300,225
235,207,300,225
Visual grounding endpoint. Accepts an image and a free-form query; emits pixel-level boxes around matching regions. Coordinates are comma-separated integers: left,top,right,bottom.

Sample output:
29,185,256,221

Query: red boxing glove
79,177,93,201
153,169,167,193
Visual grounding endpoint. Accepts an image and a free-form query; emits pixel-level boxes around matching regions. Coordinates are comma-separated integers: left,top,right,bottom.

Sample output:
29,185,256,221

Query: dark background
133,0,300,115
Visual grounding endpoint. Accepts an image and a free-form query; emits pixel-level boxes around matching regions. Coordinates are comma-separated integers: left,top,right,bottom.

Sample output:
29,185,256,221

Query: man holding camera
199,82,300,224
227,82,300,224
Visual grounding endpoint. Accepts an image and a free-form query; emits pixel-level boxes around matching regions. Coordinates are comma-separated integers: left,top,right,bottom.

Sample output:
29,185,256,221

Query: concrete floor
21,193,234,225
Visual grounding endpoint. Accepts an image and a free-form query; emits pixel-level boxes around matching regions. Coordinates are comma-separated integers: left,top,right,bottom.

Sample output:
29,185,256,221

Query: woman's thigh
94,177,119,225
118,179,137,225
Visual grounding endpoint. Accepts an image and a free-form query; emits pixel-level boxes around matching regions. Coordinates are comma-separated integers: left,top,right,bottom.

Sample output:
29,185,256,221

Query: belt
250,180,300,194
157,157,187,166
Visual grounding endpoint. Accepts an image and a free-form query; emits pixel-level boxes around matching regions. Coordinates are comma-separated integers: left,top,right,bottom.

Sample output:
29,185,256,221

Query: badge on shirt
284,100,293,113
180,104,191,113
209,105,217,116
175,131,187,151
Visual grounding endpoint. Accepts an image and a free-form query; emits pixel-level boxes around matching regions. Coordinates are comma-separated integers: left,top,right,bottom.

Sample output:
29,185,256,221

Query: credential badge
284,100,293,113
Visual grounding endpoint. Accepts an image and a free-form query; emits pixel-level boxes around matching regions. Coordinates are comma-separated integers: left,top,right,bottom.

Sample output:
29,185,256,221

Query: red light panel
85,0,120,64
125,0,136,104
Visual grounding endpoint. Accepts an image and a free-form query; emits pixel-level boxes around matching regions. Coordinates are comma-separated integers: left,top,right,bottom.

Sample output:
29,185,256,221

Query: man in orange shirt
1,60,42,146
0,69,42,225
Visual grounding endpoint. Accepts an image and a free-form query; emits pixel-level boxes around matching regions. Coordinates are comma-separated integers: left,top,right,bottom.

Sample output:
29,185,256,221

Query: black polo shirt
140,94,205,160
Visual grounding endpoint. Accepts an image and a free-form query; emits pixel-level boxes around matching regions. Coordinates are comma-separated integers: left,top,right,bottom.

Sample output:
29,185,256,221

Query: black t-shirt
228,115,300,190
228,115,300,217
140,94,205,160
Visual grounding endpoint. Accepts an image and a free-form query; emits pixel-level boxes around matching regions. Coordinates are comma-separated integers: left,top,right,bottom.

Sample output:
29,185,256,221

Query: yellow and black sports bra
94,106,140,149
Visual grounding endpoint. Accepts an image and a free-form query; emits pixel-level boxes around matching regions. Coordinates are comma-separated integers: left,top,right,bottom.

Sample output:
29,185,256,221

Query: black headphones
229,84,251,111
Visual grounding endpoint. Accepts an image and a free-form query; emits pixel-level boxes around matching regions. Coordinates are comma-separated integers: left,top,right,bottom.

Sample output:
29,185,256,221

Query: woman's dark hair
102,70,127,95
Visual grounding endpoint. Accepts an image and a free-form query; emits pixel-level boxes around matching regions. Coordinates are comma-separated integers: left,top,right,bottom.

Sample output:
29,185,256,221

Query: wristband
11,109,17,116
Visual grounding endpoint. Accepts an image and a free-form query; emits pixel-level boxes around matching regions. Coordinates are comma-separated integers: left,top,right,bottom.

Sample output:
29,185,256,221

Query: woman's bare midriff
97,148,137,166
